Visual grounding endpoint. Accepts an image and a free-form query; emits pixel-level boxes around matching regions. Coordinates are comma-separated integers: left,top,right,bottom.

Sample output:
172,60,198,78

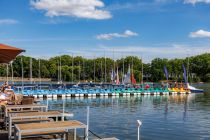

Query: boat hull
190,89,204,93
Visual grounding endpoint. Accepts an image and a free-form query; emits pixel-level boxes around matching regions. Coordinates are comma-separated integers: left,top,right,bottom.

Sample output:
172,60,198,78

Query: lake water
41,84,210,140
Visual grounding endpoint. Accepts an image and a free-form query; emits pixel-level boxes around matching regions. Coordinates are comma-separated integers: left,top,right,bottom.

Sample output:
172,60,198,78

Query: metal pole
6,64,8,83
10,62,14,84
137,120,142,140
62,99,65,121
21,57,24,93
46,99,48,112
86,106,89,140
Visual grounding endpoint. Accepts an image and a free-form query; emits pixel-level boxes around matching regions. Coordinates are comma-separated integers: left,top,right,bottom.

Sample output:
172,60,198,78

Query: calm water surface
41,84,210,140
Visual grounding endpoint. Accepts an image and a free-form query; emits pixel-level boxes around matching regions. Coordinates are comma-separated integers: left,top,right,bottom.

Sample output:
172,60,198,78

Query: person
145,84,150,89
1,81,9,93
0,82,15,104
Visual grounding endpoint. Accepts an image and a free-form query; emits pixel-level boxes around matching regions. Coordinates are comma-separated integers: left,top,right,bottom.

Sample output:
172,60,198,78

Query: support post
46,99,48,112
74,129,77,140
62,99,65,121
137,120,142,140
86,106,89,140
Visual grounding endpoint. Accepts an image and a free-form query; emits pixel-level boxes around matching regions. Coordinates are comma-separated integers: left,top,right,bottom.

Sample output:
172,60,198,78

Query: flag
111,69,115,81
131,73,136,85
164,65,169,81
182,64,188,83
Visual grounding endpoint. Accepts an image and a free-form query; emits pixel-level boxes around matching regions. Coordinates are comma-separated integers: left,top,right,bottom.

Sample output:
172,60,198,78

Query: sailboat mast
78,60,81,82
72,54,74,84
187,55,189,83
104,51,106,83
59,56,62,82
141,56,144,86
39,59,41,87
83,55,85,82
30,57,32,84
122,52,124,84
132,55,134,75
113,49,115,84
57,60,59,83
101,60,103,82
94,55,96,83
112,49,114,84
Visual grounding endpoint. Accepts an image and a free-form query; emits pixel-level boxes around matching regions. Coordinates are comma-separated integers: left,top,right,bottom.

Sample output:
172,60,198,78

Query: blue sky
1,0,210,61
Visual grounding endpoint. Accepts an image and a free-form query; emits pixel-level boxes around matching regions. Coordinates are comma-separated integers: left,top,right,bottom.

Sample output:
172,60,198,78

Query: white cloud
0,19,18,25
96,30,138,40
189,29,210,38
30,0,112,20
184,0,210,4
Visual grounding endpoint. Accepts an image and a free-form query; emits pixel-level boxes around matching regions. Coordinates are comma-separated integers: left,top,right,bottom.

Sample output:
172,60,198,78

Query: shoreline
0,77,51,82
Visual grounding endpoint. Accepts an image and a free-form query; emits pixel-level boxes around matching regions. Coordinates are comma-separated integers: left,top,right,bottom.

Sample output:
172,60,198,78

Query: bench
13,118,53,123
14,120,87,140
8,111,64,140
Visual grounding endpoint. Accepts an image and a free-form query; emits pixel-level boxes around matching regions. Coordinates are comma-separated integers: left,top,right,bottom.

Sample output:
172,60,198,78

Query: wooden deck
0,129,82,140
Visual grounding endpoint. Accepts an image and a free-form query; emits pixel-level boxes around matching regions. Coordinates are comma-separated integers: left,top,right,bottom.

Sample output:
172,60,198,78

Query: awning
0,43,25,63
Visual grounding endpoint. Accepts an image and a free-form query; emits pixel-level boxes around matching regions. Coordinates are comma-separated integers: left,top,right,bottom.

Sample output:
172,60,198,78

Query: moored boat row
23,88,191,98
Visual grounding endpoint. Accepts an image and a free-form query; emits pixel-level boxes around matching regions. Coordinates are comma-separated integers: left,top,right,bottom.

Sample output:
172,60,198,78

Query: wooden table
14,120,87,140
3,104,48,117
8,111,73,140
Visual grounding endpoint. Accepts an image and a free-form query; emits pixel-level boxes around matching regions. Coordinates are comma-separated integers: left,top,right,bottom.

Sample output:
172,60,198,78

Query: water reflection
41,92,210,140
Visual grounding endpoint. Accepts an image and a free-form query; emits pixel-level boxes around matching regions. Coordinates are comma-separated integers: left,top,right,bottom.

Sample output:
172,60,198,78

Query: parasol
0,43,25,63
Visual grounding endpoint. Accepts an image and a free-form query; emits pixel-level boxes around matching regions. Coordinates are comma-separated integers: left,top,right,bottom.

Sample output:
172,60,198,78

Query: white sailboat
182,63,203,93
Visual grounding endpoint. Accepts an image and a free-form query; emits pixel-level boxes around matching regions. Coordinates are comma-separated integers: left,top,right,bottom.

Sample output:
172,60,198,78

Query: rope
87,129,102,139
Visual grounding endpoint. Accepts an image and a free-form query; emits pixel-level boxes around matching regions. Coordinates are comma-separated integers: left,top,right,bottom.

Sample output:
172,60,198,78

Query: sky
1,0,210,62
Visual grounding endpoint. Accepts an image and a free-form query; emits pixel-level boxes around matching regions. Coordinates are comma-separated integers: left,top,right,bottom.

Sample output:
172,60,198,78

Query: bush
205,73,210,82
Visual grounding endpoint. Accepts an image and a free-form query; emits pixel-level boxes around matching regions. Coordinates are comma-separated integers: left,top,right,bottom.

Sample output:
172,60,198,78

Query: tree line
0,53,210,83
